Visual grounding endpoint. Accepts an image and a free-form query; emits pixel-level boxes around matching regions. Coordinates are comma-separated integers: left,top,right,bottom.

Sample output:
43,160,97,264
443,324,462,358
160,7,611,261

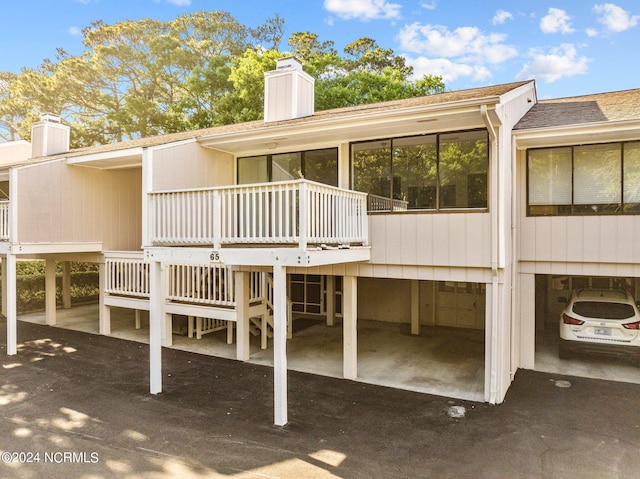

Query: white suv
558,289,640,364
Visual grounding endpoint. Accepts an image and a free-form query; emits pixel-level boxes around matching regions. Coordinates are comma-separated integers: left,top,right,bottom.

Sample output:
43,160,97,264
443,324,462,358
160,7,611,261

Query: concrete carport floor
1,316,639,478
18,305,486,402
535,328,640,384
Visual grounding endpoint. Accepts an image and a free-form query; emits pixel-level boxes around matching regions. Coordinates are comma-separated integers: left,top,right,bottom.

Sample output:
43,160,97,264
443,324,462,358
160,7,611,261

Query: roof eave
514,119,640,149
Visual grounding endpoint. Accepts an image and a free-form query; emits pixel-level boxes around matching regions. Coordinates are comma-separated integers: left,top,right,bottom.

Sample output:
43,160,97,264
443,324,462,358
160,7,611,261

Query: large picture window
238,148,338,186
527,141,640,215
351,130,489,212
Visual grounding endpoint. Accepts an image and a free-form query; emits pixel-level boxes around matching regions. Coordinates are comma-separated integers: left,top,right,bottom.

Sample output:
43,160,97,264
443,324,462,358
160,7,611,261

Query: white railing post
213,189,221,249
360,195,369,246
0,201,9,240
298,181,308,250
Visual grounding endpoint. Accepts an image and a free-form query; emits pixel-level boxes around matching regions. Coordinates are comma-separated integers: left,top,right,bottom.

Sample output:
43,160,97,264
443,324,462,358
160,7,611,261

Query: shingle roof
42,80,532,161
514,88,640,130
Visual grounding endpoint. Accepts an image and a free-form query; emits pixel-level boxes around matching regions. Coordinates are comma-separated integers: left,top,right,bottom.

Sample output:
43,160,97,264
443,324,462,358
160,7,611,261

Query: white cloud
594,3,639,32
540,8,575,34
397,23,517,64
165,0,190,5
407,56,491,82
516,44,590,83
421,1,436,10
323,0,401,21
67,27,82,36
586,28,599,37
492,10,513,25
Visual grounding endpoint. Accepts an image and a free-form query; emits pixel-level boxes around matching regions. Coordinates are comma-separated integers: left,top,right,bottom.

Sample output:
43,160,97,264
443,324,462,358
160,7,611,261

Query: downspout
481,104,500,404
510,133,518,380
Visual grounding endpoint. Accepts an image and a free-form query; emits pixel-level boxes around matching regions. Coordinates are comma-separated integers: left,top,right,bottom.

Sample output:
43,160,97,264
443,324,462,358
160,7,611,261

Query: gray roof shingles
514,88,640,130
40,80,532,161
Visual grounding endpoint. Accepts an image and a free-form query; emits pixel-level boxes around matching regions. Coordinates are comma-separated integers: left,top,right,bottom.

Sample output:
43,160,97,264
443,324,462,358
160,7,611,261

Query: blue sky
1,0,639,100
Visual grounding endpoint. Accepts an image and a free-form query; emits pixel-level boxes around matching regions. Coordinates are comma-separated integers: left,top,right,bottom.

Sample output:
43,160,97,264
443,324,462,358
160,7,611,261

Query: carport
18,276,488,402
522,273,640,383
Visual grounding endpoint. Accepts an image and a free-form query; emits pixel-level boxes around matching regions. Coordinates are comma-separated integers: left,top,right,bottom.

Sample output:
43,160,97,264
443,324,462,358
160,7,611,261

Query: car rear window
572,301,635,320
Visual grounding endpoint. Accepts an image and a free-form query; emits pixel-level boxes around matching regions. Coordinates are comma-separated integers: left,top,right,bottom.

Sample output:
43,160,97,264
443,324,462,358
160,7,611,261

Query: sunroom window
351,129,488,212
238,148,338,186
527,141,640,216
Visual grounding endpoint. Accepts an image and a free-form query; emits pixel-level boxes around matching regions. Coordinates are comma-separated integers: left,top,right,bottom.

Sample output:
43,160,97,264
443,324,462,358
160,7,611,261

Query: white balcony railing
367,194,409,212
104,252,150,298
105,251,265,307
148,179,368,248
0,200,9,240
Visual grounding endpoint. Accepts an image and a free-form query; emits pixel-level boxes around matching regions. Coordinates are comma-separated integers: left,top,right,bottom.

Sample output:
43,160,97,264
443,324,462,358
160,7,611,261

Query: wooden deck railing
367,194,409,212
148,179,368,248
0,200,9,240
104,252,150,298
105,251,265,307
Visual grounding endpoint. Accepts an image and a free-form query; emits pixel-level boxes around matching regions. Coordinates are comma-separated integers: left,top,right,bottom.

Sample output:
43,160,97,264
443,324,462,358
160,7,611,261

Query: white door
436,281,485,330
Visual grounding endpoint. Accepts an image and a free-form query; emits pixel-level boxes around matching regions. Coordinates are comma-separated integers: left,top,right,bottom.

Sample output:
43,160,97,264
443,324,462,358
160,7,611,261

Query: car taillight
623,321,640,330
562,314,584,325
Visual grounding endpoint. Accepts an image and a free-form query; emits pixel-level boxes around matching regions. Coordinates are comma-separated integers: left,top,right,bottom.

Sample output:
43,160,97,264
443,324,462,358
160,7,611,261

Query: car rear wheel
558,342,572,360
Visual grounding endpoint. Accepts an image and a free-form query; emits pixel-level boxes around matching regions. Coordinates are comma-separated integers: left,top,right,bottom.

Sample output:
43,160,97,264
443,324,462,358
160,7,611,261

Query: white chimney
264,56,314,122
31,113,70,157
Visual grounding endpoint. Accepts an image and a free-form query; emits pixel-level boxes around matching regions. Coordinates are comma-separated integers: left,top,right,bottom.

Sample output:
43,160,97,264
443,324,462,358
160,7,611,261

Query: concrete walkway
1,318,639,478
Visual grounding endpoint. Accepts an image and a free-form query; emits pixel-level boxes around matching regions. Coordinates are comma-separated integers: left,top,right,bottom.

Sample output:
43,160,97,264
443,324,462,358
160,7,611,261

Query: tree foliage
0,11,444,147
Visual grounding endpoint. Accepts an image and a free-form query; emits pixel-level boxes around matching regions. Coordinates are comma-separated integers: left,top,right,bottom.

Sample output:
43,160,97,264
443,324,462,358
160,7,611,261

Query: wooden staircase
248,272,293,349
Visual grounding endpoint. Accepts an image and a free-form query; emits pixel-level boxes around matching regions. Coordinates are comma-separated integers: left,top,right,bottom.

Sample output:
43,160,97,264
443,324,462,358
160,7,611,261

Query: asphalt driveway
0,318,639,478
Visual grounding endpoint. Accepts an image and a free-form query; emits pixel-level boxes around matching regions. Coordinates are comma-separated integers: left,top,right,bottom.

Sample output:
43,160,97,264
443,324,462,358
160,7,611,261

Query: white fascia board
514,119,640,149
66,147,143,167
496,81,536,105
144,246,370,267
12,157,66,172
147,138,198,152
10,242,103,255
197,96,502,150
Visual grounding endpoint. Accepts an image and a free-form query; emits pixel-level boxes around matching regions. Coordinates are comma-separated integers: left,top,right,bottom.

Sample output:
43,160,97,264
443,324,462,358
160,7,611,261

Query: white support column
273,265,288,426
6,254,17,355
519,273,536,370
162,312,173,347
411,280,420,335
485,281,496,404
2,257,7,317
325,275,335,327
235,271,250,361
62,261,71,309
99,262,111,335
343,275,358,380
160,266,171,347
149,260,163,394
45,259,57,326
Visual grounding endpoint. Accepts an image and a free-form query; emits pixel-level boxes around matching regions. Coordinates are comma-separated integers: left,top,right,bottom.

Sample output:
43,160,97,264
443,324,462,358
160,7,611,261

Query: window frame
526,140,640,216
237,147,338,186
350,128,490,214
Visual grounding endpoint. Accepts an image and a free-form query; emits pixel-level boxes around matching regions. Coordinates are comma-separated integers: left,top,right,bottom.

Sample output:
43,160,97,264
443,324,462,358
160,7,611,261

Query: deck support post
99,262,111,335
62,261,71,309
149,260,163,394
326,275,335,327
343,275,358,380
235,270,250,361
2,257,7,317
273,264,288,426
6,254,16,355
45,259,56,326
411,280,420,335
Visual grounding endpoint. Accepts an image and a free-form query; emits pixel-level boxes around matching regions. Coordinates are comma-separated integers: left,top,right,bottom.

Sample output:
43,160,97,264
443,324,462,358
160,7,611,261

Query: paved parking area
1,318,639,478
